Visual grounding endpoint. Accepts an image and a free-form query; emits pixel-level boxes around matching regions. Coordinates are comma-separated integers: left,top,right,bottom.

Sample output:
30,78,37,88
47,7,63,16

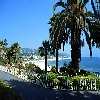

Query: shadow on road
7,80,100,100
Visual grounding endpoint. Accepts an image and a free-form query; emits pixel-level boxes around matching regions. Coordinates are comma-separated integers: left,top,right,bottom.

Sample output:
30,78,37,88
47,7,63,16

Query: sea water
48,57,100,72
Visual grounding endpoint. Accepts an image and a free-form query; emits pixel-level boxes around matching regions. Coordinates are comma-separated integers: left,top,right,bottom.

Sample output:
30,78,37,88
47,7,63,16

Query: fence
38,77,100,91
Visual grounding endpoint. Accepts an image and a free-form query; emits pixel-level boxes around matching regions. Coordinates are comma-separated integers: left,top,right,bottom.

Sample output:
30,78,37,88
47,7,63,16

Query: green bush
25,63,42,74
0,80,22,100
60,62,77,76
50,66,57,73
0,57,5,66
53,78,60,86
78,69,96,76
47,72,57,80
38,70,100,91
60,67,67,74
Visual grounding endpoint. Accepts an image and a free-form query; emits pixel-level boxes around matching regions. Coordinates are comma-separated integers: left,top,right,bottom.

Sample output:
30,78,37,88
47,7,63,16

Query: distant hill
20,48,70,57
21,48,34,56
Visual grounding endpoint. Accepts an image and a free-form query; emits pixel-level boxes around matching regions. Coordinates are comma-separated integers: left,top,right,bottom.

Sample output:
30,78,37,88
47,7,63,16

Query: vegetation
0,0,99,95
37,70,100,90
25,63,43,81
0,80,21,100
0,39,22,71
38,40,50,73
49,0,100,75
6,42,21,65
50,66,57,73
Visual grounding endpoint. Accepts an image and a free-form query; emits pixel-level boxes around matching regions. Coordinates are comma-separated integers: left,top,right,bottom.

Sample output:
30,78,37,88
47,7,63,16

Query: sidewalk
0,65,28,81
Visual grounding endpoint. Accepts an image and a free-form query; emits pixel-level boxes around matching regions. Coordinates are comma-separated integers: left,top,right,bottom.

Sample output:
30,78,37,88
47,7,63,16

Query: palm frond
91,0,98,18
83,29,92,56
53,0,66,11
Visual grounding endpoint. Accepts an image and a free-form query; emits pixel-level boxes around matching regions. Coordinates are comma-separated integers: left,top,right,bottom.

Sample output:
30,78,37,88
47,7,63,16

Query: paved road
0,70,23,81
0,70,100,100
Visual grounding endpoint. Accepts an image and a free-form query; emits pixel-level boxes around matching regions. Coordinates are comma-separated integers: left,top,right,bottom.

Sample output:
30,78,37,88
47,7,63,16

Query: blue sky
0,0,99,57
0,0,53,48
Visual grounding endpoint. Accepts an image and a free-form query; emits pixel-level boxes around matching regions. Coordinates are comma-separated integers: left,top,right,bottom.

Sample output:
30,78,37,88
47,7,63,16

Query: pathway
0,70,100,100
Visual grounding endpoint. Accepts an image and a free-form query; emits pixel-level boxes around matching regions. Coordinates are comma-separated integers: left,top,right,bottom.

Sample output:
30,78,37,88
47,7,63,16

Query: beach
0,57,100,81
24,59,51,71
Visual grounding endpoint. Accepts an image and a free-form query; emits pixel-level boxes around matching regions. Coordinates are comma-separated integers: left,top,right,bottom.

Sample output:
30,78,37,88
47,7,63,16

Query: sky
0,0,53,48
0,0,99,57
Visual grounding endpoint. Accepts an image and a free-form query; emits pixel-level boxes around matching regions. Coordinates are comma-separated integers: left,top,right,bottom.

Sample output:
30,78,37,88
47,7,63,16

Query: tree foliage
49,0,100,74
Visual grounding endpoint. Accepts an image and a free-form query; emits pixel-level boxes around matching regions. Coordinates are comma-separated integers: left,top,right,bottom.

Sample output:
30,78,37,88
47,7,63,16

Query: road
0,70,100,100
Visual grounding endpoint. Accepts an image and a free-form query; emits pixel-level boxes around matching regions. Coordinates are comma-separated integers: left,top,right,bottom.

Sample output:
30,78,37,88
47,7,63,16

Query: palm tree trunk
18,65,21,74
71,23,81,74
56,49,58,72
8,56,11,65
45,49,47,73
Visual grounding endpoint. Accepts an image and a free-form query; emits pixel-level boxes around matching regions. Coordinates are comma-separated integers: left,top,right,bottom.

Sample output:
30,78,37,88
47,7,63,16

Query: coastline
24,57,71,71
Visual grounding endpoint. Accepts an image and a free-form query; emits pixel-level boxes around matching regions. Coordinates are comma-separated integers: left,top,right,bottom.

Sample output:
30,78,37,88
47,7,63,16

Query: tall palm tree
38,40,50,73
55,48,59,72
49,38,59,72
49,0,93,75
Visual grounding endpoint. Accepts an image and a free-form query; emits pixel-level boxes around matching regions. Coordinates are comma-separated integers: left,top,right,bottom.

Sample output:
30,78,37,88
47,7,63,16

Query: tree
11,42,21,63
91,0,100,19
89,0,100,47
38,40,50,73
55,49,59,72
49,0,94,75
17,57,23,74
87,17,100,48
6,42,21,65
0,39,8,59
49,41,59,72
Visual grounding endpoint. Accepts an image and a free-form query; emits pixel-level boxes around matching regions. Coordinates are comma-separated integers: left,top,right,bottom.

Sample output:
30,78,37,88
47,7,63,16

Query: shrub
78,69,91,76
60,62,77,76
25,63,42,74
0,80,22,100
47,72,57,81
50,66,57,73
25,63,43,82
0,57,5,66
60,67,67,74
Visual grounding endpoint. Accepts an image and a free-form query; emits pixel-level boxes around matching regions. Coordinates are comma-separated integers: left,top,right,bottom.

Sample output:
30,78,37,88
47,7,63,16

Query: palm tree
38,40,50,73
49,0,93,75
49,39,59,72
91,0,100,19
86,1,100,48
55,48,59,72
87,17,100,48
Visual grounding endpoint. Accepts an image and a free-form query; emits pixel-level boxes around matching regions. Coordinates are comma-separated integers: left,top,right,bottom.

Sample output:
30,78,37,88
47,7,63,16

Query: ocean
48,57,100,72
